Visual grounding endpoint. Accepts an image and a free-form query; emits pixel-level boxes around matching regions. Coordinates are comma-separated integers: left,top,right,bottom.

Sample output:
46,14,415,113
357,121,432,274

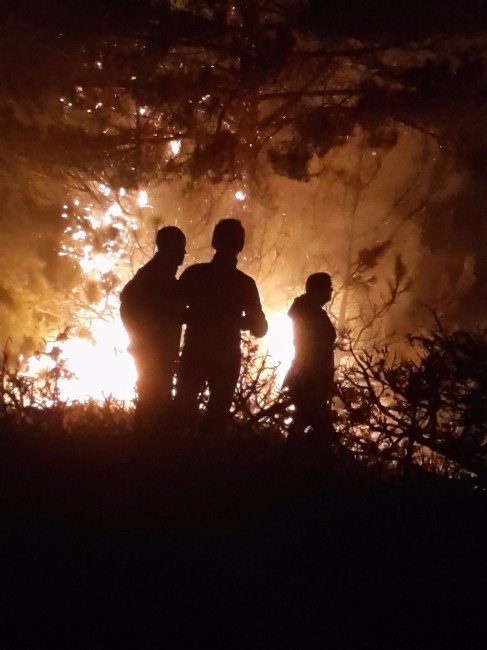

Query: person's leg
174,348,206,423
304,380,335,457
133,350,165,432
285,371,311,438
207,353,241,424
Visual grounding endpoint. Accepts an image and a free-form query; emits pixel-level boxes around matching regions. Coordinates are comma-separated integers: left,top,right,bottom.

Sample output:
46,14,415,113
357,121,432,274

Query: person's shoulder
121,263,145,295
120,263,151,306
235,268,258,288
133,258,157,280
288,294,309,317
179,262,211,286
125,255,161,288
180,262,208,277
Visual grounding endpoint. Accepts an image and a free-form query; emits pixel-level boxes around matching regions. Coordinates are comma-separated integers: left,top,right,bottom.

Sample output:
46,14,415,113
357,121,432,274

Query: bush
336,330,487,486
2,330,486,488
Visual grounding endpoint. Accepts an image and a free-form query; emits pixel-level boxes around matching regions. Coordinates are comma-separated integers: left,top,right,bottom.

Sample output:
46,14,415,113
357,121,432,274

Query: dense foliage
1,0,486,188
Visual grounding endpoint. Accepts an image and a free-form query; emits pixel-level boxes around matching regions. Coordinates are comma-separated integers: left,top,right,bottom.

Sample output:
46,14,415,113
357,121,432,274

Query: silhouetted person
120,226,186,426
284,273,336,441
177,219,268,425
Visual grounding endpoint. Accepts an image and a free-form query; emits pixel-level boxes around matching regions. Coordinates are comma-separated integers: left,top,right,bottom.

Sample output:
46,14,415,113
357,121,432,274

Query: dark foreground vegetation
1,329,486,646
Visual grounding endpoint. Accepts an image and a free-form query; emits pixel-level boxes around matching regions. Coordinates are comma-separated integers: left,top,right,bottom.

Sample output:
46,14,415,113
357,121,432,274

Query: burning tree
0,0,485,406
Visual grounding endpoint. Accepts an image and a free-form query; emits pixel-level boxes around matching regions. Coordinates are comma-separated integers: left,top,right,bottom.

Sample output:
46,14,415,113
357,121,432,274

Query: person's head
305,272,333,306
211,219,245,255
156,226,186,267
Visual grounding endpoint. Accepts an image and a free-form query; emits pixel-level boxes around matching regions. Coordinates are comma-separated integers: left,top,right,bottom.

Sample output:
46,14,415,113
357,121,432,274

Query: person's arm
241,279,268,338
177,267,193,324
120,274,156,345
119,277,141,332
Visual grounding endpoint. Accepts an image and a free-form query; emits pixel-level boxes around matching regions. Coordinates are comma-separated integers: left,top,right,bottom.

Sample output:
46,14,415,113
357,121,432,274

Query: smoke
0,125,485,363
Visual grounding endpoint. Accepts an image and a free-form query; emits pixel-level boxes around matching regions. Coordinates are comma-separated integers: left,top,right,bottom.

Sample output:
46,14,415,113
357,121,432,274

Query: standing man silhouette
285,273,336,440
120,226,186,426
177,219,268,425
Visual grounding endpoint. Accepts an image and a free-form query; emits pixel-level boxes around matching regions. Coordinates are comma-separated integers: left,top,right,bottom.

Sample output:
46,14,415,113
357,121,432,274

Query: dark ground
1,425,485,648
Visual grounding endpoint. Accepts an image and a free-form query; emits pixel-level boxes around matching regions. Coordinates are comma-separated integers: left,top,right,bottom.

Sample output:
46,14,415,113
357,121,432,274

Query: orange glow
24,309,294,404
25,318,136,404
21,183,298,405
262,310,294,386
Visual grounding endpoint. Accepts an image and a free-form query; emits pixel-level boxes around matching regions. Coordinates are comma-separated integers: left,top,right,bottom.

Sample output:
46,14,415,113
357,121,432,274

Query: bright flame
26,319,137,404
169,140,181,156
262,310,294,386
97,183,111,197
79,253,114,275
26,179,298,405
25,309,295,405
24,182,147,404
58,319,136,402
107,203,123,217
137,190,148,208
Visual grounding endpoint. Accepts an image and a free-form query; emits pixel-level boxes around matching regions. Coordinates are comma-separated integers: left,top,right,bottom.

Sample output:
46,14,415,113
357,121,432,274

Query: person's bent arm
242,280,268,337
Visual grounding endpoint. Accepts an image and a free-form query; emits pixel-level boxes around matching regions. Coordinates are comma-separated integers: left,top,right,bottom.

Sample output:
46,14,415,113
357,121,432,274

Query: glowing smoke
1,129,485,404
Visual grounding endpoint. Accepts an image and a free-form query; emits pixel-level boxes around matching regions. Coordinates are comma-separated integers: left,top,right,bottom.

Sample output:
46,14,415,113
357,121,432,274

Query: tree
1,1,486,187
0,0,485,354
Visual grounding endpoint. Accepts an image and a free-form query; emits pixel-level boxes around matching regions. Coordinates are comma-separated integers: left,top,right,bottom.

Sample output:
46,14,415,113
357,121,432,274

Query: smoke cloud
0,125,485,362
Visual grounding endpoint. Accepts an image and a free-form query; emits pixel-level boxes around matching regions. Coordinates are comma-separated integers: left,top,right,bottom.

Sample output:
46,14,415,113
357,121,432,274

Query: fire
263,310,294,386
21,181,143,404
22,183,297,405
137,190,149,208
54,319,136,402
24,309,295,404
169,140,181,156
25,319,137,404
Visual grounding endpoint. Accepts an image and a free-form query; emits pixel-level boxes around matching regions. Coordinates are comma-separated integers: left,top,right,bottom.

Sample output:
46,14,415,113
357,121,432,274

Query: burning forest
0,0,486,485
1,2,487,646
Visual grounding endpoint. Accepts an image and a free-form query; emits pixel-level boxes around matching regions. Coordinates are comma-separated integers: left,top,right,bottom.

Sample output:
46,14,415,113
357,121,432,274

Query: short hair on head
156,226,186,251
212,219,245,253
305,272,332,294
